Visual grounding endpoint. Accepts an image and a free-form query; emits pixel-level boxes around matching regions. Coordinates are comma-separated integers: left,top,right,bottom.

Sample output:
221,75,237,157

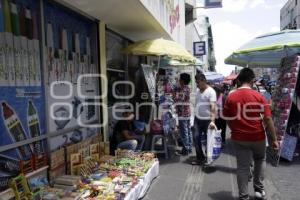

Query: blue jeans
132,135,145,151
193,118,210,160
178,119,192,152
117,140,138,150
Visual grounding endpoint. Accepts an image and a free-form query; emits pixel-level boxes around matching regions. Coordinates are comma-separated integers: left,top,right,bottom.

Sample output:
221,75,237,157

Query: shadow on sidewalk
201,165,236,175
208,191,235,200
215,165,236,174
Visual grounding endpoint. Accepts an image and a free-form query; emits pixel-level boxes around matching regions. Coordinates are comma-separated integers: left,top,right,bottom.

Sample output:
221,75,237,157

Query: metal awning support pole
155,55,161,119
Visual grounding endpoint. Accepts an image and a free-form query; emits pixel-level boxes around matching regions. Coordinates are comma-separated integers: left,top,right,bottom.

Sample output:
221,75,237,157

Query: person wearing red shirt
223,68,279,200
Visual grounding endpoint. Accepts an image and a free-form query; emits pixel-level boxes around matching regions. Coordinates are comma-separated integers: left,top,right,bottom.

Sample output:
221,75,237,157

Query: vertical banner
43,0,99,151
0,0,46,190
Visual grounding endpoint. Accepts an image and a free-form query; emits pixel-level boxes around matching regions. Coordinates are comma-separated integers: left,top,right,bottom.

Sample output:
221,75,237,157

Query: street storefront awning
225,30,300,68
60,0,172,41
159,58,191,66
203,71,224,83
122,38,196,63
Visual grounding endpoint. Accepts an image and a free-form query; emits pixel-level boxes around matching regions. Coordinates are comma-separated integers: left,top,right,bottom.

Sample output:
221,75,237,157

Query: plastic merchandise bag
202,128,222,164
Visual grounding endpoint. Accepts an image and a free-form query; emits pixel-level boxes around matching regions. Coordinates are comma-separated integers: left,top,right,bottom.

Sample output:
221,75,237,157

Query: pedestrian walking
192,73,217,165
223,68,279,200
173,73,192,155
214,85,227,145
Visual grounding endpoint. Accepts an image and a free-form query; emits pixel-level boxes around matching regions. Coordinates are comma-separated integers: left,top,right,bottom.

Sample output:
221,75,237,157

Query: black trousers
216,117,227,143
193,118,210,161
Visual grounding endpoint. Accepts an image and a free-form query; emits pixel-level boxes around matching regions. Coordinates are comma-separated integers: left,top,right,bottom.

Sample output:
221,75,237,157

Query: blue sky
197,0,288,75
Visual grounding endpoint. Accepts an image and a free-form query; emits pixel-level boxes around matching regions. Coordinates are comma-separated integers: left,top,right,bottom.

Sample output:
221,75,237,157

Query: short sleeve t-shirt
174,85,191,117
195,87,217,120
223,87,272,141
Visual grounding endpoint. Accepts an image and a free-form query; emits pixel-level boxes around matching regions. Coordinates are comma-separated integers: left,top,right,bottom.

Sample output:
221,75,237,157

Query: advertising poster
0,0,45,190
43,0,99,150
49,127,100,151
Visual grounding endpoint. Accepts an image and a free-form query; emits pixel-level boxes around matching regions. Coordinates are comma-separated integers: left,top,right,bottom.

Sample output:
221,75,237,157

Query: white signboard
193,41,206,57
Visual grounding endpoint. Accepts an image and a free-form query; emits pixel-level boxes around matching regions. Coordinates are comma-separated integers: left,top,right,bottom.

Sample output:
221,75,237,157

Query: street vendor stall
121,39,197,154
2,150,158,200
203,71,224,85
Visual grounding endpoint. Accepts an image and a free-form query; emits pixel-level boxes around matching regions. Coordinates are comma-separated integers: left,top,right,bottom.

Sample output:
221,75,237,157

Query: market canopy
203,71,224,83
222,72,238,84
224,72,238,81
159,58,191,66
225,30,300,68
122,38,196,63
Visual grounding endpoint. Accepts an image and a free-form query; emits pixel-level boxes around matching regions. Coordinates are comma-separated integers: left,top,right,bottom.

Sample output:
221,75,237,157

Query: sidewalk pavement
143,140,300,200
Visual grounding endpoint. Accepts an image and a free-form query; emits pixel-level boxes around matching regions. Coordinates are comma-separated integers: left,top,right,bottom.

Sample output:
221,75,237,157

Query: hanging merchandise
46,22,53,85
11,2,22,86
32,11,41,86
0,0,5,85
19,7,30,86
3,0,15,86
271,55,300,163
141,64,156,101
26,8,36,86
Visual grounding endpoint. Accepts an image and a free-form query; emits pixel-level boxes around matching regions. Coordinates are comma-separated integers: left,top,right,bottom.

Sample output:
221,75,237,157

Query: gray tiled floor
143,140,300,200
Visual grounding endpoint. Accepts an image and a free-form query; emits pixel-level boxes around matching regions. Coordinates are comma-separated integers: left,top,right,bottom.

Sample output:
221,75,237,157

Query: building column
99,21,108,142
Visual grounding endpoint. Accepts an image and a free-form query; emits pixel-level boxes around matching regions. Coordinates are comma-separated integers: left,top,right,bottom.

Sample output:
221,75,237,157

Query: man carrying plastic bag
202,128,222,165
192,73,218,165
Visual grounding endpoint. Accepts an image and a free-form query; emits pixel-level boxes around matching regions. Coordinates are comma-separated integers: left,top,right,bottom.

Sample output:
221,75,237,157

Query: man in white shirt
192,74,217,165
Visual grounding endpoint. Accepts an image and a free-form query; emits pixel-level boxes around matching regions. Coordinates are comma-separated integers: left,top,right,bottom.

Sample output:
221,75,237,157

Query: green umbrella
225,30,300,68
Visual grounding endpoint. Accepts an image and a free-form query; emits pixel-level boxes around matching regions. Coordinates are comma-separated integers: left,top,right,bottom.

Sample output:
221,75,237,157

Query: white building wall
280,0,300,30
139,0,187,45
185,16,211,71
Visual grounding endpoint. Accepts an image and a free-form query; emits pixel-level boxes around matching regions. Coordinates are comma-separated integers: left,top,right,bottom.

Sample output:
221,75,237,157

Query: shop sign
193,41,206,56
204,0,222,8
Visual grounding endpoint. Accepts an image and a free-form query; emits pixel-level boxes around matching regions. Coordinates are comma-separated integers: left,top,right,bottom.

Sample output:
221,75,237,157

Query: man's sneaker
254,190,267,200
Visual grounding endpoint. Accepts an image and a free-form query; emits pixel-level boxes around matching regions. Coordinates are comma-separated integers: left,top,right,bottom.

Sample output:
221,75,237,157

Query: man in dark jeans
192,74,217,165
193,118,210,162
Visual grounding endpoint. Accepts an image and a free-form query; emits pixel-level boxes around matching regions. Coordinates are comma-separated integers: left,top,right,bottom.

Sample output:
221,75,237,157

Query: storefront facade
0,0,195,195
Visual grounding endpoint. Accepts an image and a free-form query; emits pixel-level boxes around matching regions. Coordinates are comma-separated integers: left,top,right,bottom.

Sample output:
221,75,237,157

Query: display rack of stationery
2,149,158,200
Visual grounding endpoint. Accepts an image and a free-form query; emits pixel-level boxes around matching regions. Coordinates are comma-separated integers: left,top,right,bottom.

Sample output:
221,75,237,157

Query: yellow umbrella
122,38,196,63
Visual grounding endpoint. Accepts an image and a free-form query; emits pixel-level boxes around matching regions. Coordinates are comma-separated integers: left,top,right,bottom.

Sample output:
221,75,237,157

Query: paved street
144,139,300,200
